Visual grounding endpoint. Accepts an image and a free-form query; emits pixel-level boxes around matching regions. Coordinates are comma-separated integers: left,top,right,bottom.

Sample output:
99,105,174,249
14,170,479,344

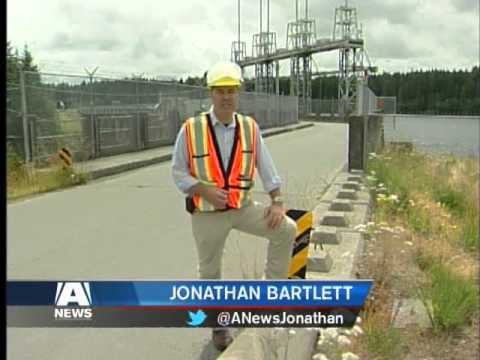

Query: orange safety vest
184,112,257,212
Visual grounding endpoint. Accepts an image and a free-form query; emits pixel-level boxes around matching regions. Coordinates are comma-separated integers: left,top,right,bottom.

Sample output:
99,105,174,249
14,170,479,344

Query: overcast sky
7,0,480,79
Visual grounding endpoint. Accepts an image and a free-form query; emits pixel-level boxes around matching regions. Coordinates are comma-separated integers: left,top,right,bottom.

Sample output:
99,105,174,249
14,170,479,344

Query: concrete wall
348,115,384,170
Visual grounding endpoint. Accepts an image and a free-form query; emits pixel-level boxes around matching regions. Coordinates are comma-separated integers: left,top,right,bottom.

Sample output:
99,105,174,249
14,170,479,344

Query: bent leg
231,202,297,279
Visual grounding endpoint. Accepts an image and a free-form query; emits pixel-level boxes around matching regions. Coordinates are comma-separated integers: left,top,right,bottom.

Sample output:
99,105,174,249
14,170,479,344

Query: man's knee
282,216,297,242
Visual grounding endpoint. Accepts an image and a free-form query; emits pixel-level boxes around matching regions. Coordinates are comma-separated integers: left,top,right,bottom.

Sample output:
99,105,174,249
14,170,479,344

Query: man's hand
264,203,286,229
197,185,228,209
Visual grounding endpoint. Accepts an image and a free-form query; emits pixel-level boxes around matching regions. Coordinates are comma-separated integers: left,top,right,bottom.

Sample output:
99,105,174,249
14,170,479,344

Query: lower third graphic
217,312,231,326
187,310,207,326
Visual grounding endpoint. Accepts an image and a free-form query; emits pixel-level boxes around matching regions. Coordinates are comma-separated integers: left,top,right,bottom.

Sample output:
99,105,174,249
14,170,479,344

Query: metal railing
7,70,299,165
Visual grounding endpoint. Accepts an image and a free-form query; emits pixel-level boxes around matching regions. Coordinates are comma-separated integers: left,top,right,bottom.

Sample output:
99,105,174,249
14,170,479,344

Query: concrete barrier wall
348,115,384,170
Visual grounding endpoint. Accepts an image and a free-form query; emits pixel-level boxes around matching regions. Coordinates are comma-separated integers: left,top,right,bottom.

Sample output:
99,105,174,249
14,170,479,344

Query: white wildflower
313,353,329,360
370,170,376,175
323,328,339,340
342,352,360,360
338,335,352,346
352,325,364,336
316,338,325,350
405,241,413,246
389,194,399,203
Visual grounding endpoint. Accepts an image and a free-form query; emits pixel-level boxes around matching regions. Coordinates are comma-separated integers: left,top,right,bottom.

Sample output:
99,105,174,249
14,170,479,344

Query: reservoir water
383,114,480,157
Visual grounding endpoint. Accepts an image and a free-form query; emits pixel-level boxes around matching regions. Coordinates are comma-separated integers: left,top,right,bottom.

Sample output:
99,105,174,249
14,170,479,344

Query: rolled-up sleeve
171,125,199,195
254,123,282,193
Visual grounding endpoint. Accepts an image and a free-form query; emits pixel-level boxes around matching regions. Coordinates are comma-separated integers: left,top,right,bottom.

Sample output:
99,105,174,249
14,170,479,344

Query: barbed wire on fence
7,68,300,165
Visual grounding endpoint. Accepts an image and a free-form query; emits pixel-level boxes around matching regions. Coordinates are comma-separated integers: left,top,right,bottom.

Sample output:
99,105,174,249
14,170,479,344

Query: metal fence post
85,67,98,158
135,78,143,150
28,115,37,163
18,66,32,163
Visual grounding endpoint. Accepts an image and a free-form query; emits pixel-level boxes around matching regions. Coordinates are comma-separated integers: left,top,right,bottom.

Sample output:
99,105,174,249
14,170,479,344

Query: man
171,61,297,352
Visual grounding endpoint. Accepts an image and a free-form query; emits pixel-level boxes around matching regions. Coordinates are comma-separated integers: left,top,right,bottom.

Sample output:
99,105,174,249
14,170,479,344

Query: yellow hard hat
207,61,242,88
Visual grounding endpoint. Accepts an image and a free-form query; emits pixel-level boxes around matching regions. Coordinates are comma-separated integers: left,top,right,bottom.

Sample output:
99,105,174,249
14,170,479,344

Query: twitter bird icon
187,310,207,326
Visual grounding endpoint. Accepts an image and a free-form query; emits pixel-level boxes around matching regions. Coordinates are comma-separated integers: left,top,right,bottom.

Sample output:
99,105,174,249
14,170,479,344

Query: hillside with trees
7,42,479,115
181,67,480,115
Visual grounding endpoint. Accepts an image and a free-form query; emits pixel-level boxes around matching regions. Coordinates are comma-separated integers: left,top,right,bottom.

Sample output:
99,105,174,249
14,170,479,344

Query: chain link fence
311,99,338,117
7,70,299,165
310,85,397,119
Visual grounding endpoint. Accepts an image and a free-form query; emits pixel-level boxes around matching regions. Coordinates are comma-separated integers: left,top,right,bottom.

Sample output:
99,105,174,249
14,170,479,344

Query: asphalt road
7,122,348,360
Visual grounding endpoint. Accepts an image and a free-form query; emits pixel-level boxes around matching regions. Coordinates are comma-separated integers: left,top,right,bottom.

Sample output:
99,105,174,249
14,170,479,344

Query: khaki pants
191,201,297,280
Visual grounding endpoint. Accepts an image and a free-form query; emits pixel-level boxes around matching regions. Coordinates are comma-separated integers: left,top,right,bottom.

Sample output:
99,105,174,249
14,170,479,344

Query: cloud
450,0,478,13
48,31,121,52
6,0,479,78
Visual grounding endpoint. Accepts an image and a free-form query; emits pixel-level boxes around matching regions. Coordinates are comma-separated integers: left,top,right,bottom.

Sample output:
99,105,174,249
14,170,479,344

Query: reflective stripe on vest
184,112,257,212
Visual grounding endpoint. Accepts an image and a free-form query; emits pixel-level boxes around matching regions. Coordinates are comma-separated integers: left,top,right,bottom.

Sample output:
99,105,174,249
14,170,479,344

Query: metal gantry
252,31,277,94
333,0,369,116
252,0,278,94
286,0,316,114
231,0,372,116
231,0,247,64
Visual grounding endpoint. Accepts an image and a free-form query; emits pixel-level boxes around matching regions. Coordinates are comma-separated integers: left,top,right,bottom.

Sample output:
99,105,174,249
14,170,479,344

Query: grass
7,145,88,202
419,262,478,333
368,148,479,252
462,206,479,251
355,145,480,358
365,323,403,360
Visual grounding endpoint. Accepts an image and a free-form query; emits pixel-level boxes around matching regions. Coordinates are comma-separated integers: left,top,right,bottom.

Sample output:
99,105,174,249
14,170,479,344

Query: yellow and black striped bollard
286,209,313,279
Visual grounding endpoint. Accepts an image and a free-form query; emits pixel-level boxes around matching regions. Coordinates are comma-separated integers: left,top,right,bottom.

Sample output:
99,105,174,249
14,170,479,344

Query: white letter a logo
55,282,92,306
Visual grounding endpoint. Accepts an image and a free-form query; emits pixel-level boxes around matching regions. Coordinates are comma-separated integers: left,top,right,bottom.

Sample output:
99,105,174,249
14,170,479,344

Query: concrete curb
308,170,371,280
262,122,314,138
88,154,172,180
82,122,315,181
217,161,348,360
306,171,373,360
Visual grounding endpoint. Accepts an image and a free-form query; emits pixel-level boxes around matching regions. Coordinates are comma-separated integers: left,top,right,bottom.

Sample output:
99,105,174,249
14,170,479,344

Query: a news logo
54,282,93,320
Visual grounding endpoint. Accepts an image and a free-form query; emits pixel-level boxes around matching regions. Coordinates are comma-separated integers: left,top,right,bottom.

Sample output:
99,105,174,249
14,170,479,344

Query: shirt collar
209,105,236,129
